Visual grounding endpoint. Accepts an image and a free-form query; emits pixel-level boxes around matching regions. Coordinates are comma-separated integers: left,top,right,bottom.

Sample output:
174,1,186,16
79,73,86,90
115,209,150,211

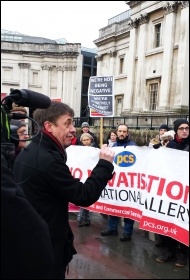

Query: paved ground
66,212,189,279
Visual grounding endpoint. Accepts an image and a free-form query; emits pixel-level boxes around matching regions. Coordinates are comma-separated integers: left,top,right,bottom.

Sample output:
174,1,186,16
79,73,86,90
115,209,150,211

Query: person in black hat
156,118,189,267
166,118,189,150
76,122,100,148
159,124,170,133
148,124,170,148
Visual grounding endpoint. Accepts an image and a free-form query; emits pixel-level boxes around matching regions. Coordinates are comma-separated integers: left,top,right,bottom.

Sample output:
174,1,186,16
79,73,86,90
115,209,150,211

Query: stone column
18,63,30,127
108,50,117,74
41,64,50,97
133,14,149,113
18,63,31,88
159,3,177,110
62,63,70,104
122,18,138,113
95,55,103,76
69,65,78,113
56,66,63,98
174,1,189,109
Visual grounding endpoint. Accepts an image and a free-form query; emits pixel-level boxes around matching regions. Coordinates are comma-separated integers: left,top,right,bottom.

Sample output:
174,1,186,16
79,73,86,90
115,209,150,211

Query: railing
74,115,189,130
108,10,131,25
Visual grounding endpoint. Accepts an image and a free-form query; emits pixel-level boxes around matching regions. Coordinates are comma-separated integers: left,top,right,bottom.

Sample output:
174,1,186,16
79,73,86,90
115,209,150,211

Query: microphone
9,89,51,109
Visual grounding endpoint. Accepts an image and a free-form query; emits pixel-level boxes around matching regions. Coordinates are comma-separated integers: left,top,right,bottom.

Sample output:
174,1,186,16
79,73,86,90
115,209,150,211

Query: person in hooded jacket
101,124,137,241
156,119,189,267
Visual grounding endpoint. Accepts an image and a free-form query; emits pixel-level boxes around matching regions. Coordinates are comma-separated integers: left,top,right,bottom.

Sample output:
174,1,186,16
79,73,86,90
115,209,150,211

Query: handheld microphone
9,89,51,109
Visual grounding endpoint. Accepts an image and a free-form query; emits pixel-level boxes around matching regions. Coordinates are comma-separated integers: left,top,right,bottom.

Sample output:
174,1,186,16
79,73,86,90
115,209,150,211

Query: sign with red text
69,203,80,212
1,93,7,101
66,145,189,246
88,76,114,117
50,98,62,102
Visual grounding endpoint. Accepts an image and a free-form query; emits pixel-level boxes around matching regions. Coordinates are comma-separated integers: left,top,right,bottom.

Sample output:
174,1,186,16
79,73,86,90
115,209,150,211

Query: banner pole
100,117,103,147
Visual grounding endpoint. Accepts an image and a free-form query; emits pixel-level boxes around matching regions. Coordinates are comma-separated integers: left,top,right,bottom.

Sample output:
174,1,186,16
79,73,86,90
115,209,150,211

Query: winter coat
112,137,136,224
166,135,189,151
12,132,114,277
1,154,54,279
112,137,137,147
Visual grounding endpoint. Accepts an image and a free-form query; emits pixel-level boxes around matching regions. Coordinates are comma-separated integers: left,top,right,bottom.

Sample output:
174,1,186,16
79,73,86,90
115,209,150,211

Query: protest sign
66,145,189,246
88,76,114,117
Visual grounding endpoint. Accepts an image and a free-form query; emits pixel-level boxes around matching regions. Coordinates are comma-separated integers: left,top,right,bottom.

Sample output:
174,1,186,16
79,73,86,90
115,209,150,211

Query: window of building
149,83,158,111
2,67,13,81
119,57,124,74
115,95,124,116
155,23,161,47
32,72,38,85
83,66,91,77
82,77,89,95
83,56,92,65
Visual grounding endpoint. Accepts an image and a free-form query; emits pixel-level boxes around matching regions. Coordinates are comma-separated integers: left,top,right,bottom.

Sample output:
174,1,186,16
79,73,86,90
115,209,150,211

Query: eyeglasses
178,127,189,131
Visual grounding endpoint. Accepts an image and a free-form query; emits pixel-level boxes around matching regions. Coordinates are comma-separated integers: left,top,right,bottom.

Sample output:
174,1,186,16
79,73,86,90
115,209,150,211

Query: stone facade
1,40,83,117
1,1,189,119
94,1,189,117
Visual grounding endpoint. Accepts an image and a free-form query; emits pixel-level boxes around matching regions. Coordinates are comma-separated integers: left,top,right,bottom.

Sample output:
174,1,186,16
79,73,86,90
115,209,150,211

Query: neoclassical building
1,1,189,121
94,1,189,117
1,30,97,118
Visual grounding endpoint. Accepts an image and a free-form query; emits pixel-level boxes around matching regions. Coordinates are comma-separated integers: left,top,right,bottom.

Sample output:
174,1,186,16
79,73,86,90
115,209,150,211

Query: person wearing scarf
12,101,115,279
156,119,189,267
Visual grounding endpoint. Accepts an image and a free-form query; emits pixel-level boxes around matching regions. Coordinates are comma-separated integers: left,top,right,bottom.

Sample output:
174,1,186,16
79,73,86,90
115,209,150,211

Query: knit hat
159,124,170,131
81,122,89,128
10,119,26,129
174,119,189,133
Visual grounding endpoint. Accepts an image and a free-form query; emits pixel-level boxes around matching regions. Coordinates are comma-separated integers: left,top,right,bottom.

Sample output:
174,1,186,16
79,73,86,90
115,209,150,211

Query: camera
1,89,51,165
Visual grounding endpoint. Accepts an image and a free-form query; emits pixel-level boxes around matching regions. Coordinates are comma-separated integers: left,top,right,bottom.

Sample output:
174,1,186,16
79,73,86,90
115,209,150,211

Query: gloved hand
153,143,162,149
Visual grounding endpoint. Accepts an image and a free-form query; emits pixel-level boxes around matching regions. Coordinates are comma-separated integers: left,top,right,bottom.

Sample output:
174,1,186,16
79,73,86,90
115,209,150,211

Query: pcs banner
66,145,189,246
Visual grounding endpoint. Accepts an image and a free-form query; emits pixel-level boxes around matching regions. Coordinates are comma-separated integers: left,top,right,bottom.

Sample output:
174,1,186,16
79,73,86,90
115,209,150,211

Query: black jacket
12,132,114,277
167,135,189,151
1,154,54,279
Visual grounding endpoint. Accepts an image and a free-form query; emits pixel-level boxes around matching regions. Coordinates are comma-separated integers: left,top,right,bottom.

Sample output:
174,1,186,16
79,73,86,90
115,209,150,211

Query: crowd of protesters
1,99,189,279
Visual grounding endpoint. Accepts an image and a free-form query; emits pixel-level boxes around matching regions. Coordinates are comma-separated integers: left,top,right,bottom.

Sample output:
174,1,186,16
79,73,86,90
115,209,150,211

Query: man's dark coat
13,133,114,277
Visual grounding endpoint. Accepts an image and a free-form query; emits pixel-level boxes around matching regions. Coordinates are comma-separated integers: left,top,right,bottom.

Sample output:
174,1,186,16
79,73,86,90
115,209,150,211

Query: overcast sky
1,1,129,48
